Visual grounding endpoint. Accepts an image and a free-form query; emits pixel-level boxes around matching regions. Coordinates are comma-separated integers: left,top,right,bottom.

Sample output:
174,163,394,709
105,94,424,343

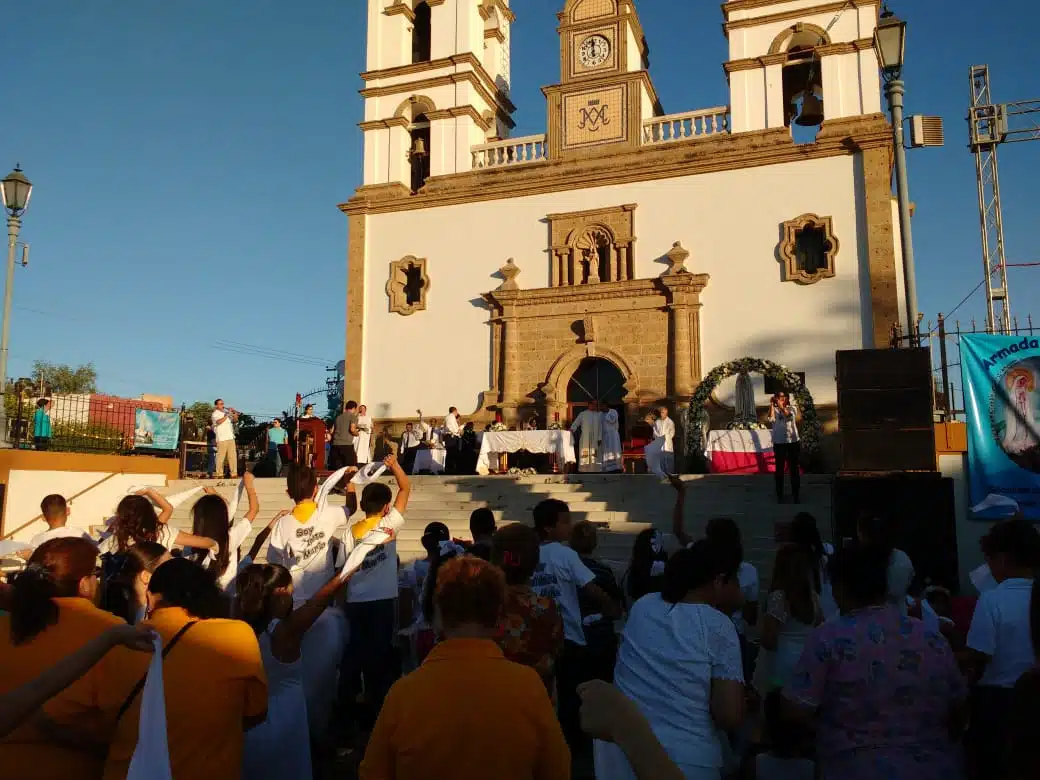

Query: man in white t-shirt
29,494,92,550
443,406,462,474
532,498,621,749
339,454,411,737
267,464,350,741
210,398,239,478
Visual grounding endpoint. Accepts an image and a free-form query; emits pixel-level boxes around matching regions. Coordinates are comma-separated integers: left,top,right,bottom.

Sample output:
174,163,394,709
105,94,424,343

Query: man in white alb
211,398,239,478
646,406,676,477
571,401,604,473
444,406,462,474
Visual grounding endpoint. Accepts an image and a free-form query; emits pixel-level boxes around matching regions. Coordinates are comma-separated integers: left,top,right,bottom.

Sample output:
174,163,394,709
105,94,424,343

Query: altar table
412,448,446,475
476,430,576,475
707,430,776,474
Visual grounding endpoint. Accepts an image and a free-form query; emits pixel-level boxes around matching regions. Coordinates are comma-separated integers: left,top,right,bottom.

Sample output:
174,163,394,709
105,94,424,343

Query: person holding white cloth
645,407,675,477
354,405,373,465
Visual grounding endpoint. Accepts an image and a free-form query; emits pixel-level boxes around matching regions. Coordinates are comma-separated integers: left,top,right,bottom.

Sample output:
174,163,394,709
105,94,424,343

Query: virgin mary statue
1003,367,1040,454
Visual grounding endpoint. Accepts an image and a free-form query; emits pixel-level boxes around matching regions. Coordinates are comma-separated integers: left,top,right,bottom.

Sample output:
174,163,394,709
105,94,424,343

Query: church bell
795,90,824,127
410,136,428,158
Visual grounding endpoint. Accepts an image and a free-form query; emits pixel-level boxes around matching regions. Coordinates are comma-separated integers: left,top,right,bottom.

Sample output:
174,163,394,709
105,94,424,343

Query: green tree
31,361,98,394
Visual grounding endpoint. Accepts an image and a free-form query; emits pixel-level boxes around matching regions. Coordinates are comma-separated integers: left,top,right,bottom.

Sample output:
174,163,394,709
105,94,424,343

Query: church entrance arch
566,357,627,428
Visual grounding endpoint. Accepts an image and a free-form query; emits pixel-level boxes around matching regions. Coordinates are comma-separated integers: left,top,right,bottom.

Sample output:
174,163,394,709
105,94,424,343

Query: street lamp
0,164,33,445
874,9,919,346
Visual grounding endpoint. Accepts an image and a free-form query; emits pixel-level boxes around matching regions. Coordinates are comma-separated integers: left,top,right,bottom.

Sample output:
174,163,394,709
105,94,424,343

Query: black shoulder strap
116,620,197,724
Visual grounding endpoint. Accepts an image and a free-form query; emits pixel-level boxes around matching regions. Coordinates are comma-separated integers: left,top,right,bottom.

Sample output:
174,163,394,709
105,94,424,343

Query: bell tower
723,0,883,134
361,0,516,192
544,0,660,160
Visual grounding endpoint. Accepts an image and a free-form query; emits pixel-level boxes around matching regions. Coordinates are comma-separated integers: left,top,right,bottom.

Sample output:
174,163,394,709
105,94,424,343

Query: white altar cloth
476,431,576,475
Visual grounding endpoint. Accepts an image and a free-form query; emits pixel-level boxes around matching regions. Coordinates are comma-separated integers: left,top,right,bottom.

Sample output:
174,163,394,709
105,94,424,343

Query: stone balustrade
641,107,731,145
471,134,548,169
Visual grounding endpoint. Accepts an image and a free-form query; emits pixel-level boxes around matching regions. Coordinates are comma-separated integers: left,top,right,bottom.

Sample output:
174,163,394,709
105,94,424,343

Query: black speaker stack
832,348,959,590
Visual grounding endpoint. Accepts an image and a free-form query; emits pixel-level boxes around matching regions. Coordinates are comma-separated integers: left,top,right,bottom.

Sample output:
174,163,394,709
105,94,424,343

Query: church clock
578,35,611,68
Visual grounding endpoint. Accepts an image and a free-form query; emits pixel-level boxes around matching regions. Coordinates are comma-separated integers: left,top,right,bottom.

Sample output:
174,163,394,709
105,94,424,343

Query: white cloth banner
412,449,446,475
126,634,173,780
476,431,576,475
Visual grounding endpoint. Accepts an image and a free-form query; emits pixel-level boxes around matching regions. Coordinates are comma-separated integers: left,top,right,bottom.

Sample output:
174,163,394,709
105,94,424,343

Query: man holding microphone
211,398,239,478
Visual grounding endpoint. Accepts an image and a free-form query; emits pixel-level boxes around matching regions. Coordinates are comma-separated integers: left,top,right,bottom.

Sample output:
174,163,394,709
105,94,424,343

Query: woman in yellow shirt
44,557,268,780
0,536,124,780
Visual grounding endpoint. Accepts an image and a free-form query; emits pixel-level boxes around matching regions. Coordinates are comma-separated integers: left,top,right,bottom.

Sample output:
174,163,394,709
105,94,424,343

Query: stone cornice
723,0,880,31
484,275,708,314
361,71,516,129
361,52,517,114
480,0,515,24
340,113,892,215
427,105,493,132
358,116,411,131
725,38,874,72
542,69,660,119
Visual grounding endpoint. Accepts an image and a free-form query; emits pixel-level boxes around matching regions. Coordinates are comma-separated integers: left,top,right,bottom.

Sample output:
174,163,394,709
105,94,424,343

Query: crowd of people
0,462,1037,780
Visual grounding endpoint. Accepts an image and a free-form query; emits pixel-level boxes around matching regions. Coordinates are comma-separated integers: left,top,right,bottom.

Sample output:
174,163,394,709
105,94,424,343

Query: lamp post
874,9,919,346
0,165,33,445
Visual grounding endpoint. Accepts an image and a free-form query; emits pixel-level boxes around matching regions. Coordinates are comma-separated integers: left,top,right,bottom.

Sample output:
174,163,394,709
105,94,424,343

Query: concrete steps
159,474,833,585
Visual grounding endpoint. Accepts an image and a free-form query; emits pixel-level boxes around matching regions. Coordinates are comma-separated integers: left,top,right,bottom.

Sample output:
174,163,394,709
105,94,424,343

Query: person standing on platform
355,405,373,465
212,398,239,478
443,406,462,474
601,407,623,473
647,407,675,477
769,391,800,503
330,401,360,469
266,419,288,476
400,422,422,474
32,399,52,450
572,401,604,473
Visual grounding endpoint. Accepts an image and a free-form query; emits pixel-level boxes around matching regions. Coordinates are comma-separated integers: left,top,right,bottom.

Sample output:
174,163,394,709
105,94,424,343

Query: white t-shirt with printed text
268,502,349,604
346,508,404,603
531,541,596,645
967,576,1036,688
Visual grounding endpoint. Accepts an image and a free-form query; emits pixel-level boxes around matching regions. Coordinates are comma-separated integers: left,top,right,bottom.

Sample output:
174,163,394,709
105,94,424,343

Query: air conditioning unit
909,115,945,148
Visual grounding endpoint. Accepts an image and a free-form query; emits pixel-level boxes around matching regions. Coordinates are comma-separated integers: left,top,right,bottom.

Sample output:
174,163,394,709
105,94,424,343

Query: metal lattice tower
967,65,1040,334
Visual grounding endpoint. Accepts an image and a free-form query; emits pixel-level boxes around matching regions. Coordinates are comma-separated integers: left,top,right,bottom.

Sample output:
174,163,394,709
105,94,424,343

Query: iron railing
892,313,1037,421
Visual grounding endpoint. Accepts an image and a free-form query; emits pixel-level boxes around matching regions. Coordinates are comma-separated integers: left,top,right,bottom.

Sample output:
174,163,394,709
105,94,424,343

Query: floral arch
684,357,822,460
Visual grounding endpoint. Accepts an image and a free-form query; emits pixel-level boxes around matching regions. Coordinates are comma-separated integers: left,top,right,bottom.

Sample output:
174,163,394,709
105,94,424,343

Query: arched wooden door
566,357,627,429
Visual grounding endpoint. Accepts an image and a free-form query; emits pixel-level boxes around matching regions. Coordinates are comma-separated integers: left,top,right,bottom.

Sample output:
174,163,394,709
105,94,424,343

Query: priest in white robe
601,407,623,473
355,404,373,465
645,406,676,477
571,401,604,473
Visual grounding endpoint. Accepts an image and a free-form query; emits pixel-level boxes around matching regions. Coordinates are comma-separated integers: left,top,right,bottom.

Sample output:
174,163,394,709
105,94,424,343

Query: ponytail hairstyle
11,537,98,645
189,494,231,576
100,542,168,623
491,522,540,587
661,539,739,606
790,511,826,593
627,528,668,602
113,494,162,552
148,557,226,619
769,543,816,625
234,564,293,635
422,540,466,624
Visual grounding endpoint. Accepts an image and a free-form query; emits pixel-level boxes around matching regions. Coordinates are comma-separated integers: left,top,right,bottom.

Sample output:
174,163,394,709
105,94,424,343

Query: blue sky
6,0,1039,416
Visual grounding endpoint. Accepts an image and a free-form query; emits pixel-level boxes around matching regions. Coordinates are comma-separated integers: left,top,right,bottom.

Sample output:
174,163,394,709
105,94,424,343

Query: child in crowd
492,522,564,695
743,692,815,780
109,488,217,554
235,562,354,780
100,541,170,624
624,528,668,607
267,464,350,744
788,511,838,621
531,498,620,750
340,455,411,739
398,522,449,668
571,520,623,683
187,473,260,592
706,516,759,677
467,507,497,560
29,495,90,550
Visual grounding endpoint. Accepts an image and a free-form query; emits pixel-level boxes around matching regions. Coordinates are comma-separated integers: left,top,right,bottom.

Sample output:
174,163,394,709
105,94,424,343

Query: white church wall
361,153,871,418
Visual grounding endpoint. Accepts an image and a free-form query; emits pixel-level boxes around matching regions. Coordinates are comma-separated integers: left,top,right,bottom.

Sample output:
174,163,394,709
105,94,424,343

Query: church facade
342,0,906,438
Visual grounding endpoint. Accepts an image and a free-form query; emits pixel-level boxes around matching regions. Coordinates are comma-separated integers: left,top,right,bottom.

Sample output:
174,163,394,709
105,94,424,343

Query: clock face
579,35,611,68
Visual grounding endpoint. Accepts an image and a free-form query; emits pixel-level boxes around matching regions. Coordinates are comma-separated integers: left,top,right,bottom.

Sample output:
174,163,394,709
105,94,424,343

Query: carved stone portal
386,255,430,316
547,203,636,287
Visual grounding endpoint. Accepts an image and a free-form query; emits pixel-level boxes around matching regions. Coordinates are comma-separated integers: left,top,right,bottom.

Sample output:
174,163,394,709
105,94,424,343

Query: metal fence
4,391,175,454
894,313,1037,422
